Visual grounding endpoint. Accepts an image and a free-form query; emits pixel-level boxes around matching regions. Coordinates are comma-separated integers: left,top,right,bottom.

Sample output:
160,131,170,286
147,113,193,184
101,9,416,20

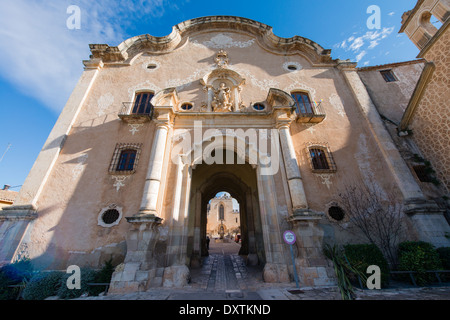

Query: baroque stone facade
0,10,449,292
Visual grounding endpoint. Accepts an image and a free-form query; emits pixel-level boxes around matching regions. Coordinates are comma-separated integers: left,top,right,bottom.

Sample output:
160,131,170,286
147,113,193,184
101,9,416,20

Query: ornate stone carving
215,49,229,68
212,82,233,112
199,50,246,113
111,175,127,191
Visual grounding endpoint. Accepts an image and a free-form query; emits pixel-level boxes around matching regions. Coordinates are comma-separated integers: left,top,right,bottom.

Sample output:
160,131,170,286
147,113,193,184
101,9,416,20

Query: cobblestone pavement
74,241,450,301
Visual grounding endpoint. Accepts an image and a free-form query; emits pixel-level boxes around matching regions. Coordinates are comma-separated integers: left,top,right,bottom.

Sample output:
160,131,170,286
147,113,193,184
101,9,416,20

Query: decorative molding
111,175,128,191
128,123,143,135
329,93,346,117
97,93,114,117
315,173,334,189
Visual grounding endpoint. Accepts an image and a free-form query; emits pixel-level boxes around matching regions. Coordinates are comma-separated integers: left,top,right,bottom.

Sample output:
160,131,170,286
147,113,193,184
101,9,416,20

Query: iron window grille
109,143,143,174
305,143,337,173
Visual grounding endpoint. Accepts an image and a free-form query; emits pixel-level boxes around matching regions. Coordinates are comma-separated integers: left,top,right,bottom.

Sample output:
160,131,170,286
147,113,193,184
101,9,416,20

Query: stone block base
295,263,336,287
162,265,190,288
263,263,290,283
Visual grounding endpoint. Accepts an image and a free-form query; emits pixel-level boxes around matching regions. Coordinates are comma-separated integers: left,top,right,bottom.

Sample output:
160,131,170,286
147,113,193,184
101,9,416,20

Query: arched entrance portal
187,155,265,267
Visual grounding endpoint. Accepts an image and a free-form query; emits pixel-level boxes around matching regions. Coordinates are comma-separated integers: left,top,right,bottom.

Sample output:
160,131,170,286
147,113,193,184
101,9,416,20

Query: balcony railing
118,102,154,123
295,100,325,123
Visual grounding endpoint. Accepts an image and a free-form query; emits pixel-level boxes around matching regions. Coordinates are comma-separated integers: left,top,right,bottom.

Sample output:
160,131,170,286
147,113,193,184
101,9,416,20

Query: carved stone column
109,214,162,293
275,110,309,213
137,107,173,217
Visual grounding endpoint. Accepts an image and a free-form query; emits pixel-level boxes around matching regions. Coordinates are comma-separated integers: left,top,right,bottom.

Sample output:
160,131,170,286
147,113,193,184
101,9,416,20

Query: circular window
181,103,193,111
253,103,265,111
102,209,120,224
283,61,303,72
328,206,345,221
98,205,122,227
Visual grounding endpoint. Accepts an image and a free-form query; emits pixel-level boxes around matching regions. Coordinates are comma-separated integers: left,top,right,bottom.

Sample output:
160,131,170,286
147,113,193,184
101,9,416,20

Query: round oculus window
181,103,193,110
102,209,120,224
253,103,265,111
328,206,345,221
98,205,122,227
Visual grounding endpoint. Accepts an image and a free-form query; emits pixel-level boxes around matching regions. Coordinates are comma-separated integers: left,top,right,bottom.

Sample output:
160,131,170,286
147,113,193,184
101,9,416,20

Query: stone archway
187,158,265,268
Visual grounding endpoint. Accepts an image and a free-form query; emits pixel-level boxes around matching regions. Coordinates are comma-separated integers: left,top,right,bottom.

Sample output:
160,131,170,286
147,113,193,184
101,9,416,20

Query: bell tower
399,0,449,50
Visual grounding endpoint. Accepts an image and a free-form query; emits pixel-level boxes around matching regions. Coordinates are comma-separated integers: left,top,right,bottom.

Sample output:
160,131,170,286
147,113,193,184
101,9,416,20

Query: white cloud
355,51,367,62
0,0,174,113
368,40,379,49
388,12,395,16
333,26,395,64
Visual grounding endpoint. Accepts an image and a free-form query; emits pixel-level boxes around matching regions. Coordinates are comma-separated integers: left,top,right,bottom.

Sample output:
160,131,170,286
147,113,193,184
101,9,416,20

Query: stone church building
206,193,240,240
0,0,449,292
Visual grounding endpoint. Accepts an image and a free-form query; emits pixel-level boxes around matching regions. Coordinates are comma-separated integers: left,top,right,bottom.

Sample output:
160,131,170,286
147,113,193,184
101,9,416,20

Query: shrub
22,271,64,300
57,267,97,299
436,247,450,269
397,241,443,285
0,258,34,300
88,259,115,296
436,247,450,281
344,244,390,288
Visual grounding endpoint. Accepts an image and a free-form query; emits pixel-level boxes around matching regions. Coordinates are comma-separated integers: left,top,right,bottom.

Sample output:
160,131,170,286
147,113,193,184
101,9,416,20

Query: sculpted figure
212,82,233,112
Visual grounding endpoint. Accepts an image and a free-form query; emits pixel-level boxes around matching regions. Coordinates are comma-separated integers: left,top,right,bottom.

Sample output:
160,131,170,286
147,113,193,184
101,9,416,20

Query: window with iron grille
132,92,154,114
109,143,142,174
306,144,336,173
292,91,313,114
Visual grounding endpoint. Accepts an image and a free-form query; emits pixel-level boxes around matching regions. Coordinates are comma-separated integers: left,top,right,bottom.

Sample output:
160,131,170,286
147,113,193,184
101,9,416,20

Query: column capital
153,106,174,129
272,107,295,129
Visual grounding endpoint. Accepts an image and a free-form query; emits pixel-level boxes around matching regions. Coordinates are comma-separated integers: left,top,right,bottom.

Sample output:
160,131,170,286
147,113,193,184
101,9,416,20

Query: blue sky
0,0,422,189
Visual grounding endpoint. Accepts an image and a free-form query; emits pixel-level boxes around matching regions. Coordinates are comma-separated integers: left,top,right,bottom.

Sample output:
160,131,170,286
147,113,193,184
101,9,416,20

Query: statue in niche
212,82,233,112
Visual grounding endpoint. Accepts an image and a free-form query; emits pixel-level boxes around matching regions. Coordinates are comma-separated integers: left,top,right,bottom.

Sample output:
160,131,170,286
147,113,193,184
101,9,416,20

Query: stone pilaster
289,213,336,287
109,214,162,293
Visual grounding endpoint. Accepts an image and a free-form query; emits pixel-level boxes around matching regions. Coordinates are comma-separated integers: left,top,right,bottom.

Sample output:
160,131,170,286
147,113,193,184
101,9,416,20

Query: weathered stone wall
410,30,450,193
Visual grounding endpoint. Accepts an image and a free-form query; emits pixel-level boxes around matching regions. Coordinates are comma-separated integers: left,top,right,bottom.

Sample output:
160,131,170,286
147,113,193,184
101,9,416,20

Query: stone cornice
86,16,334,66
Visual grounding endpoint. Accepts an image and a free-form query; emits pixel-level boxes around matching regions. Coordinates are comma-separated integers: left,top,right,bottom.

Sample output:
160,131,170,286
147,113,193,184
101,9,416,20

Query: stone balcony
118,102,154,124
295,101,326,123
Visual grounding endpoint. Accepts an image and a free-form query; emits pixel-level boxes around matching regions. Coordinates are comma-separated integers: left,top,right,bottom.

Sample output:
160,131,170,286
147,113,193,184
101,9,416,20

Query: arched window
132,92,154,114
292,91,313,114
219,204,225,221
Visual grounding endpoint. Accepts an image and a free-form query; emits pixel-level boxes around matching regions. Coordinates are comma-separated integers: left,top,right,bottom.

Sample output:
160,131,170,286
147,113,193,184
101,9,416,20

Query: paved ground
75,241,450,301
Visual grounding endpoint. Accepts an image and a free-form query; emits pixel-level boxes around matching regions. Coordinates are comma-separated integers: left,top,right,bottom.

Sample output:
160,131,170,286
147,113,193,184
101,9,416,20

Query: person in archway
206,236,210,250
